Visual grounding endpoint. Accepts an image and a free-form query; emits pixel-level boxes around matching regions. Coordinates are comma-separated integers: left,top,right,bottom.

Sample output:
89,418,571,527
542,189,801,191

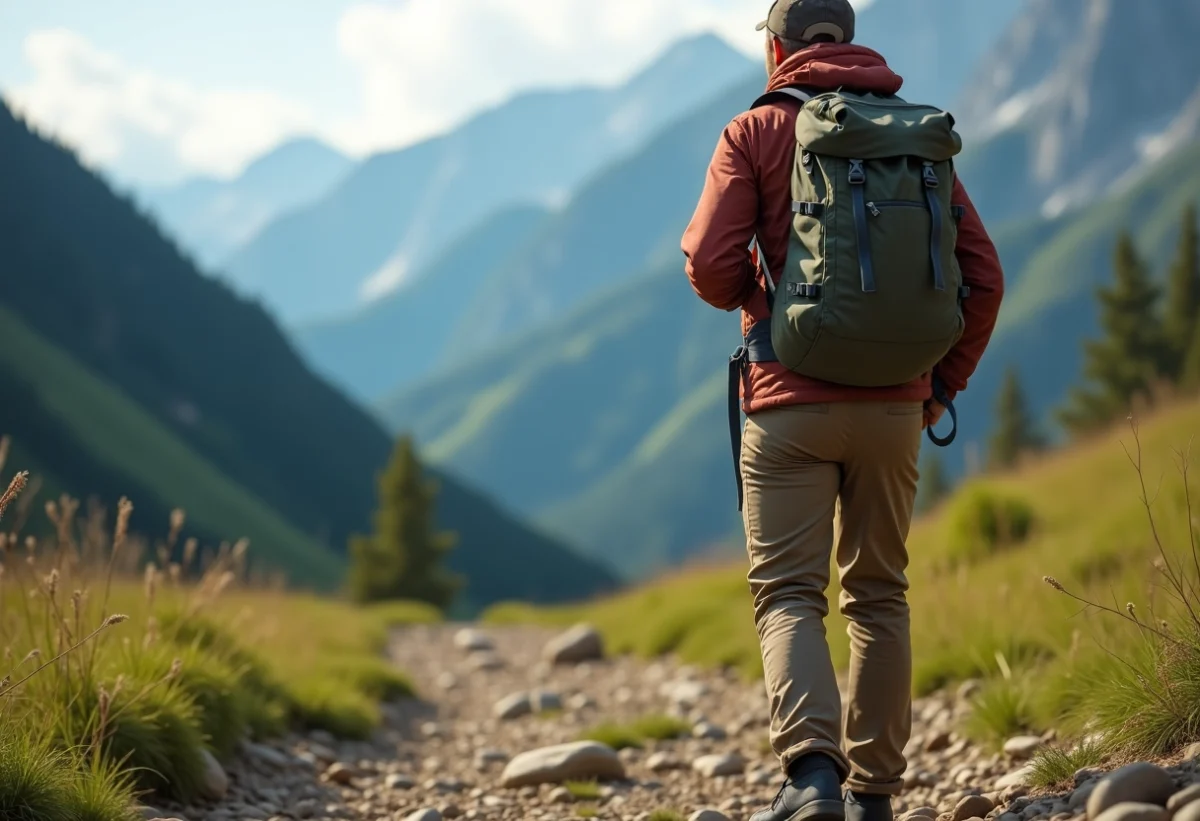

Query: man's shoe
845,791,893,821
749,756,845,821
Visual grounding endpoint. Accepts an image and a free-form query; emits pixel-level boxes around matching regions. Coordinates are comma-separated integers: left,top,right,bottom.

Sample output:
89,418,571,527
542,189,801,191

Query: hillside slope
225,35,755,325
0,101,618,607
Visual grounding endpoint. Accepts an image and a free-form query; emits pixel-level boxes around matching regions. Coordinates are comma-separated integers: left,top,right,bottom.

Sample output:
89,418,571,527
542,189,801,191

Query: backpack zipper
866,200,927,216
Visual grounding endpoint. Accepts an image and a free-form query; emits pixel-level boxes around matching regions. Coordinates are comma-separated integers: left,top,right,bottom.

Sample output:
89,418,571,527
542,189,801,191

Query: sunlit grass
0,450,437,816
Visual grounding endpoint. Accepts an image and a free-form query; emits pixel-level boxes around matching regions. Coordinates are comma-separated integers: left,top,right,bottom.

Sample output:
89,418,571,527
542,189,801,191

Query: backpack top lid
794,90,962,162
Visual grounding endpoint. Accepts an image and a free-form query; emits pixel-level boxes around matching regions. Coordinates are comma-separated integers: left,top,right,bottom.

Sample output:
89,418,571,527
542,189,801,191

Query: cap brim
755,20,768,31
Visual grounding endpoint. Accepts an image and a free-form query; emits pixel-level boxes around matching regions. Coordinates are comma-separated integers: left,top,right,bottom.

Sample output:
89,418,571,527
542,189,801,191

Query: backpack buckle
923,163,939,189
848,159,866,186
788,282,823,299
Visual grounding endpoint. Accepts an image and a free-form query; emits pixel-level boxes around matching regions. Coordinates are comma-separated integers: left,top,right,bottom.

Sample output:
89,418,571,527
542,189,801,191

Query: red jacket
682,45,1005,412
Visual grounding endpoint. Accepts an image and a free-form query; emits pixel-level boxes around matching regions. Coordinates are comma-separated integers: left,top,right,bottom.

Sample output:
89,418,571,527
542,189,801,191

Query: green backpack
728,87,969,508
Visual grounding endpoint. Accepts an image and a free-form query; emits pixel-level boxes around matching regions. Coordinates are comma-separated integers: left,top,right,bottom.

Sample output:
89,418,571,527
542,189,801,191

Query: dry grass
0,438,437,817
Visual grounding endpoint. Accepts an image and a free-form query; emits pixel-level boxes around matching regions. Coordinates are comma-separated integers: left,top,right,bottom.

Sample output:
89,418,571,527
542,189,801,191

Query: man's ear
772,37,787,67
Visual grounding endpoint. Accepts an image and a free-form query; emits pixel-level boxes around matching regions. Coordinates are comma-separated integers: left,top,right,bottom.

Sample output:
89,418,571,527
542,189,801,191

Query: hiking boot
750,754,845,821
845,791,893,821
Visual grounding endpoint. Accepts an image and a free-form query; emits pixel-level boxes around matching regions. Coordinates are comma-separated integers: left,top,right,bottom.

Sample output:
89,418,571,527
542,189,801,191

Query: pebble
952,794,995,821
689,811,734,821
692,721,727,740
1178,804,1200,821
453,628,495,653
199,750,229,800
647,752,687,772
494,692,534,720
1173,787,1200,813
386,773,415,790
996,765,1036,790
1092,803,1169,821
325,762,360,785
405,810,442,821
1003,736,1045,760
693,753,746,778
543,624,605,665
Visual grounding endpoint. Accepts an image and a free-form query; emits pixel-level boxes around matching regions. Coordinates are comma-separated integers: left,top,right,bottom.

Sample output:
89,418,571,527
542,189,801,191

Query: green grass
575,806,599,819
648,812,685,821
0,481,438,816
580,714,691,750
565,781,602,801
0,732,136,821
1029,739,1110,790
963,675,1036,748
485,401,1200,757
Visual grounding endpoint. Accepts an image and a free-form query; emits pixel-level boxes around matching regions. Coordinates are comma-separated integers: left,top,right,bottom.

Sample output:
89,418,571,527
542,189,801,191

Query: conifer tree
1058,232,1165,434
348,435,460,610
916,451,952,515
1166,203,1200,387
989,366,1045,470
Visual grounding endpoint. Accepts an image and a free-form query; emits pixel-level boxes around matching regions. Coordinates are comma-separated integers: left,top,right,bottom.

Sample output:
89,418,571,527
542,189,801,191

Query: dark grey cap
756,0,856,44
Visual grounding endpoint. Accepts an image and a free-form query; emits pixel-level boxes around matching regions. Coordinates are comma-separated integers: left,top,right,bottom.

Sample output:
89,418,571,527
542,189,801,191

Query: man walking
682,2,1004,821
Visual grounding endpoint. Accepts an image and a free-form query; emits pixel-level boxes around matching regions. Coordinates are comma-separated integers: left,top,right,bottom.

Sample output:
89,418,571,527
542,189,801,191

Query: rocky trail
147,624,1200,821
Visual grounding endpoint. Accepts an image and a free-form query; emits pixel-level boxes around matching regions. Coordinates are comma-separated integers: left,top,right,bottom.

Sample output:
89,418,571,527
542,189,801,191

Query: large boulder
1088,763,1176,819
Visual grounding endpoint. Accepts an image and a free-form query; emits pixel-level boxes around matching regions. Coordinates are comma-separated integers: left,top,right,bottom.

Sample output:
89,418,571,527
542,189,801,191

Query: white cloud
7,29,316,185
330,0,874,155
6,1,875,184
330,0,771,154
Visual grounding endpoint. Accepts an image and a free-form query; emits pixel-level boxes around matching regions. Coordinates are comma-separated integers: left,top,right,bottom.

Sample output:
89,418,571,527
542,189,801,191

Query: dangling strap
923,163,947,292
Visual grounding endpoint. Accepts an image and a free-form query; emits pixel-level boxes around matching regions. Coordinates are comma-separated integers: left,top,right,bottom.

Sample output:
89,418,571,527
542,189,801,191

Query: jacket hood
767,44,904,95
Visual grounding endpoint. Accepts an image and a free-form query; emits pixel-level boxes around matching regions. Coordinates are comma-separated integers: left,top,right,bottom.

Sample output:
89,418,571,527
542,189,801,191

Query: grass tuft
963,675,1039,748
648,812,685,821
1029,738,1110,790
565,781,601,801
580,713,691,750
942,484,1036,568
631,714,691,741
581,722,644,751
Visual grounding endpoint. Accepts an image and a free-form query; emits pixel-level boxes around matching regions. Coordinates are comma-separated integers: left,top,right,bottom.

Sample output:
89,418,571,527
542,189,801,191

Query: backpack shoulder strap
750,86,814,110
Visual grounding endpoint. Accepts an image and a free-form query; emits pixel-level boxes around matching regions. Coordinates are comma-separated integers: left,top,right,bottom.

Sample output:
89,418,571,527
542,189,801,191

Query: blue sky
0,0,870,187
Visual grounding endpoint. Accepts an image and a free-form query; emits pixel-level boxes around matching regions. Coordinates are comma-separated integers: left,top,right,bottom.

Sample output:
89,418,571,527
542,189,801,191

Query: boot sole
788,799,847,821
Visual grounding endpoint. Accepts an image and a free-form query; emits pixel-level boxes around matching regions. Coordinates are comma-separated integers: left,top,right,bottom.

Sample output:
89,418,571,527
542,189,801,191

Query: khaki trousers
740,401,923,796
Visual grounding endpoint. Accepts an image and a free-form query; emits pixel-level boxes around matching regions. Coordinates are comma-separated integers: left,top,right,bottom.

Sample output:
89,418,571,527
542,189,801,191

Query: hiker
681,2,1005,821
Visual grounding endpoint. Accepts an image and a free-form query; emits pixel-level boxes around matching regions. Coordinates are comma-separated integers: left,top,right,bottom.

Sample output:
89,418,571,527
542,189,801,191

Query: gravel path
146,623,1200,821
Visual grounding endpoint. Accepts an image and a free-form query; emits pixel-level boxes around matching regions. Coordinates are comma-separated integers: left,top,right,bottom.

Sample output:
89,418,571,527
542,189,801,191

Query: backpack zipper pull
867,202,881,217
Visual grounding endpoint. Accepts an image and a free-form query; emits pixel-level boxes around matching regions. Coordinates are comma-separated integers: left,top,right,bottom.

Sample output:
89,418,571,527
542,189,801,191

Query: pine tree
1058,232,1165,434
1167,203,1200,387
348,436,460,610
989,366,1045,470
916,451,952,515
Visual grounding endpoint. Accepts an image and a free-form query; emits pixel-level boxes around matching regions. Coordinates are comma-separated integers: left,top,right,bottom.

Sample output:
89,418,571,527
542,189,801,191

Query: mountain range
137,138,353,271
0,100,617,611
222,34,756,326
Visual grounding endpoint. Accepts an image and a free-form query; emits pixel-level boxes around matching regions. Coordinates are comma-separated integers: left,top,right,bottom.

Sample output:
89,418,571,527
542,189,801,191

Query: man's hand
923,399,946,430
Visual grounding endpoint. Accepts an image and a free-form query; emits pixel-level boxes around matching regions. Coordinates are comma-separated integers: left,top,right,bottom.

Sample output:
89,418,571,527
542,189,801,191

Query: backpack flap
794,92,962,161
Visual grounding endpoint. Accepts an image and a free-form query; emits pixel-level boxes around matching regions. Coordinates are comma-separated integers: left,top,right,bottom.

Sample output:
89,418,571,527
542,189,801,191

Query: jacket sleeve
936,177,1005,400
681,119,759,312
